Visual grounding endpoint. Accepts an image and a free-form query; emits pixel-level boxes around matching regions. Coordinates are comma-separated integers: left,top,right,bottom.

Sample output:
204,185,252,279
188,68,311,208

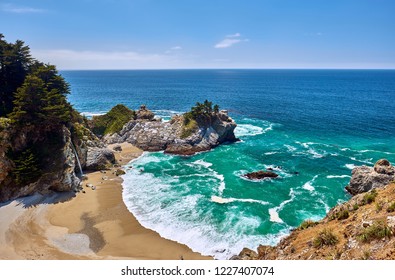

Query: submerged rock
243,170,279,180
345,159,395,195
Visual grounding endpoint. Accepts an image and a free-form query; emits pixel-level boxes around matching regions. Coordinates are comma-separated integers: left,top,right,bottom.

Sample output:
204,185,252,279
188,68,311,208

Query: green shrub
375,201,383,212
181,118,198,139
337,209,349,220
313,229,339,248
298,220,318,230
361,189,378,205
91,104,135,136
387,202,395,213
353,203,359,211
361,250,371,260
0,117,10,130
357,220,392,243
183,100,219,126
10,148,41,185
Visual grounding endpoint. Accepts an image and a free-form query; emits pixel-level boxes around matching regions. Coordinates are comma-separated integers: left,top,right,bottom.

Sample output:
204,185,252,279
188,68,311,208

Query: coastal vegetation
91,104,135,136
298,220,318,230
361,189,378,205
312,228,339,248
387,202,395,213
181,100,219,138
0,34,88,200
357,220,392,243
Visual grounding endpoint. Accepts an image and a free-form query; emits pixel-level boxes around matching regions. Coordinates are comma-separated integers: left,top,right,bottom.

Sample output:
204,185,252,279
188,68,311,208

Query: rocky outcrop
345,159,395,195
136,105,155,120
85,147,116,171
104,108,238,155
243,170,278,180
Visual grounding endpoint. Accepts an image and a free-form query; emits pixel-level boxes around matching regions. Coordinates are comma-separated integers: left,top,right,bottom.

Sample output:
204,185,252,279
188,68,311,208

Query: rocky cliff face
104,107,238,155
0,125,81,202
236,159,395,260
0,119,14,191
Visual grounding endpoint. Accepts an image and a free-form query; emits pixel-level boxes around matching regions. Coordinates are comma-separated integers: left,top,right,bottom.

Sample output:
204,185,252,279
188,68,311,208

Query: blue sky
1,0,394,69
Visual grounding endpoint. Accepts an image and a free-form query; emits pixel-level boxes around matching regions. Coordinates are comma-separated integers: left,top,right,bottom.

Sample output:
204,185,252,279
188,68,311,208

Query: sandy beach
0,143,210,260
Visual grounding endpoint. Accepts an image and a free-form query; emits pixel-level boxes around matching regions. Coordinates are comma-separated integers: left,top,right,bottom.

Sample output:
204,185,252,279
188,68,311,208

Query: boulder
243,170,279,180
136,104,155,120
237,248,258,260
115,169,126,176
374,159,394,175
85,147,115,170
345,159,395,195
113,145,122,152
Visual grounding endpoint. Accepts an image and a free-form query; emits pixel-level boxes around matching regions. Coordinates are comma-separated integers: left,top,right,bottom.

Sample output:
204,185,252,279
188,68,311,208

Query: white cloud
1,3,46,13
31,49,175,70
171,46,182,50
214,33,248,49
226,33,241,38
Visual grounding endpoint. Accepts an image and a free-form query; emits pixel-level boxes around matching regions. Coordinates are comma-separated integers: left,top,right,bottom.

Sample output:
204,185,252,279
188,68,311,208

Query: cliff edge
236,159,395,260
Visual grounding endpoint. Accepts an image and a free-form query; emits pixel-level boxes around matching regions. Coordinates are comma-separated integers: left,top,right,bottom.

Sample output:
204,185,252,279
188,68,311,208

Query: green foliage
353,203,359,211
357,220,392,243
0,117,10,131
0,34,32,117
361,189,378,205
336,209,349,220
387,202,395,213
361,250,371,260
10,148,41,185
91,104,135,136
9,64,72,127
375,201,383,212
181,118,198,138
184,99,220,124
313,229,339,248
298,220,318,230
182,99,220,137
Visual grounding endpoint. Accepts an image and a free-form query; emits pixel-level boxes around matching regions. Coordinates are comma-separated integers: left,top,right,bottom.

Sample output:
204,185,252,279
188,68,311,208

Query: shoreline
0,142,211,260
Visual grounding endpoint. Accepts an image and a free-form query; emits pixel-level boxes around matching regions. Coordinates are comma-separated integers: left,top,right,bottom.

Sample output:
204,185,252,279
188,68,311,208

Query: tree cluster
184,100,220,125
1,34,72,127
0,34,75,187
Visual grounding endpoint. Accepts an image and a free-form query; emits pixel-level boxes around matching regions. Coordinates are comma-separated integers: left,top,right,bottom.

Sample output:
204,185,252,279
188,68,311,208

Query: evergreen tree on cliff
0,34,32,117
9,63,72,127
0,34,77,194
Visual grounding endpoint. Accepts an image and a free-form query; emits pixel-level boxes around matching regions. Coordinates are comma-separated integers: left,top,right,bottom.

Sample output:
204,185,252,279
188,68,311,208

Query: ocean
62,69,395,259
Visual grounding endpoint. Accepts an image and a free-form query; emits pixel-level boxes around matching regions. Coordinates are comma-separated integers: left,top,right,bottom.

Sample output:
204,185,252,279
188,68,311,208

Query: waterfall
71,141,83,177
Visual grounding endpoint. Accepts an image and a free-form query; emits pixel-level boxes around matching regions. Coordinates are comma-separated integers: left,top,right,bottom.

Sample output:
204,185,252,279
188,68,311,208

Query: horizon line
59,68,395,71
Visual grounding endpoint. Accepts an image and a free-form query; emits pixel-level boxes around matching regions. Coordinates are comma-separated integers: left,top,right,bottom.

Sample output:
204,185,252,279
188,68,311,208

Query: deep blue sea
62,69,395,259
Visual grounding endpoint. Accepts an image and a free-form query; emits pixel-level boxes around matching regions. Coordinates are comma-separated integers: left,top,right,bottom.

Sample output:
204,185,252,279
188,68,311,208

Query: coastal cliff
0,35,116,203
103,103,238,155
236,159,395,260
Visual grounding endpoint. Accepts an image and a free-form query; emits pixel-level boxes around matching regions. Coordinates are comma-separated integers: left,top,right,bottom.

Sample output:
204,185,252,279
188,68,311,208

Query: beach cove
0,142,210,260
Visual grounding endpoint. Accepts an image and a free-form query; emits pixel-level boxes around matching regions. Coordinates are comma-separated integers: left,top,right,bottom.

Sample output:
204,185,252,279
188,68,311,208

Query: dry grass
313,229,339,248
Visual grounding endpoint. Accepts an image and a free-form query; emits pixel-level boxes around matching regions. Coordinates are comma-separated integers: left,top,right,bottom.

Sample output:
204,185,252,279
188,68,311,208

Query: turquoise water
63,70,395,259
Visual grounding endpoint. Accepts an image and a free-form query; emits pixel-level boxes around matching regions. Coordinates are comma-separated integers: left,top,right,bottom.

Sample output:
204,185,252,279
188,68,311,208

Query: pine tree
0,34,32,117
12,148,41,185
9,64,72,127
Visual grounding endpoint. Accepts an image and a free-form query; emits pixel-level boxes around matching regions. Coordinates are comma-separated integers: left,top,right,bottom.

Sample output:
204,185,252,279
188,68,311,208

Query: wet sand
0,143,211,260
